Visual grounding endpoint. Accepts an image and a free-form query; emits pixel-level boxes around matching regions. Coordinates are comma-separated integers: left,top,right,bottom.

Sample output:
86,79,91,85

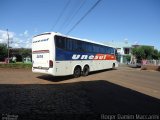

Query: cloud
24,38,32,48
124,38,128,44
0,30,14,43
14,43,19,47
25,43,31,48
24,30,28,37
19,33,23,37
19,30,29,37
0,29,31,48
134,41,139,45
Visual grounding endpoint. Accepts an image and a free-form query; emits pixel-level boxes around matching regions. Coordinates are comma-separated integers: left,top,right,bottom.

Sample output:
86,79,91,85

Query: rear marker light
49,60,53,68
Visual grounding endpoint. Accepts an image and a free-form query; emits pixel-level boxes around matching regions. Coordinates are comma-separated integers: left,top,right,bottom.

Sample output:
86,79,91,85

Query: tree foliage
132,46,160,60
125,55,131,62
19,48,31,58
152,49,159,59
0,44,7,61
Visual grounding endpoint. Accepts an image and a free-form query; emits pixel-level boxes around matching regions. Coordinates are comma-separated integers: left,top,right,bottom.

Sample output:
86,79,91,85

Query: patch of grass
0,63,32,69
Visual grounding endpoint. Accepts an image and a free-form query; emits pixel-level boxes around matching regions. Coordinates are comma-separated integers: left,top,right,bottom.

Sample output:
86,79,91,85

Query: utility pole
6,29,10,63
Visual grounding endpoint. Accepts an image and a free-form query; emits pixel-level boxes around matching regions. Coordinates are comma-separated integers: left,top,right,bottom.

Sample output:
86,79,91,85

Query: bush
0,63,32,69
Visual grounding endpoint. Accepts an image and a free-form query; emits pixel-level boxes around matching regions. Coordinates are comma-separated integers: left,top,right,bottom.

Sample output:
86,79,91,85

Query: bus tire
83,65,89,76
112,63,115,69
73,66,81,78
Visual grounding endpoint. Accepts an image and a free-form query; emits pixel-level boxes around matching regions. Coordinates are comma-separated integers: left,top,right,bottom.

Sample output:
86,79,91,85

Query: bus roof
33,32,116,49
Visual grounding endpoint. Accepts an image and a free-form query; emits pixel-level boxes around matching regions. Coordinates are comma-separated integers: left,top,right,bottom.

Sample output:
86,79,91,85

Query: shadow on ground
37,75,74,82
0,80,160,119
37,69,115,82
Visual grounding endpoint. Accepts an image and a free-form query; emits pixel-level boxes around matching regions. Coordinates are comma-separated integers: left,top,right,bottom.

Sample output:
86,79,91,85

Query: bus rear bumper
32,67,54,75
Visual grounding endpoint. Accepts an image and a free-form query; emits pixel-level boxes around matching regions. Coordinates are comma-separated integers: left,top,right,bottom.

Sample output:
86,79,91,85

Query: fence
142,60,160,66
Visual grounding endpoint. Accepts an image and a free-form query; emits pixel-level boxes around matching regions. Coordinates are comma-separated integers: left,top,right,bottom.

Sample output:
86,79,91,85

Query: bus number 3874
36,55,43,58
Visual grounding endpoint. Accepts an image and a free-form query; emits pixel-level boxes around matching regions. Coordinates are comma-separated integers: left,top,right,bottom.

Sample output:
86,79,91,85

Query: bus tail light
49,60,53,68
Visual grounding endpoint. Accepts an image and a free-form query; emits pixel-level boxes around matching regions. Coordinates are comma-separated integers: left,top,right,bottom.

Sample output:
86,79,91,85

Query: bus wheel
73,66,81,78
112,63,115,69
83,65,89,76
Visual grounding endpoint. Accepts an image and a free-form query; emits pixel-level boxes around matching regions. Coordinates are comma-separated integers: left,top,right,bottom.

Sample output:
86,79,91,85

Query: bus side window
99,46,105,54
109,47,112,54
93,45,96,53
82,41,87,52
55,36,65,50
105,47,109,54
110,48,114,54
72,40,78,51
61,37,66,50
87,43,93,52
55,36,59,48
96,45,99,53
75,41,81,51
107,47,111,54
107,47,114,54
65,38,72,51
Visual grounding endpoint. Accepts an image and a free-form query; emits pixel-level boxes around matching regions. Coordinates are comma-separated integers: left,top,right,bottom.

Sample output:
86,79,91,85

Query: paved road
0,67,160,119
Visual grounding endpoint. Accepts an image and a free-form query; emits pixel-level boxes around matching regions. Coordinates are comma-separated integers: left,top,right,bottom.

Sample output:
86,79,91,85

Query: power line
60,0,87,32
50,0,71,31
58,0,79,32
66,0,102,35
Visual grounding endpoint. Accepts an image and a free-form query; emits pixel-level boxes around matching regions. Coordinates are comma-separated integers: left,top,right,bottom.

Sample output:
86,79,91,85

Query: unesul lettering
72,54,109,60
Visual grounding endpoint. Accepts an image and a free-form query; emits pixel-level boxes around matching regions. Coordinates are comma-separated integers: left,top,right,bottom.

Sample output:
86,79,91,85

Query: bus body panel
54,60,118,76
32,33,55,75
32,51,50,68
32,32,118,76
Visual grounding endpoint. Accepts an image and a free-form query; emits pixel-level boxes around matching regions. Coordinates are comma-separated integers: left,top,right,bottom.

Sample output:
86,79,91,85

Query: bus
32,32,118,77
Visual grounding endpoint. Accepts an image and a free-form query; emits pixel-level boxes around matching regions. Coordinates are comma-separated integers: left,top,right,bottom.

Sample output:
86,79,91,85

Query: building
104,40,157,64
23,56,32,63
104,41,132,64
9,48,32,62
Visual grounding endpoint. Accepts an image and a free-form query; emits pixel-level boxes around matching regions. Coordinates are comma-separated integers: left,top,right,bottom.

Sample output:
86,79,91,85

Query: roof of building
103,41,132,48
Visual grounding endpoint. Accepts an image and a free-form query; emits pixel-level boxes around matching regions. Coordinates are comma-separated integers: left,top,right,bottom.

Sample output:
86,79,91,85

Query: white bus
32,32,118,77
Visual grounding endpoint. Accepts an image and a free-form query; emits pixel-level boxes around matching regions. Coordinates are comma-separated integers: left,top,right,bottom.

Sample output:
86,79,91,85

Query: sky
0,0,160,50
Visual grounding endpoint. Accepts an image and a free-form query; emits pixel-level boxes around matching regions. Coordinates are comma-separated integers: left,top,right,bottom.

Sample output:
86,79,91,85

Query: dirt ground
0,67,160,119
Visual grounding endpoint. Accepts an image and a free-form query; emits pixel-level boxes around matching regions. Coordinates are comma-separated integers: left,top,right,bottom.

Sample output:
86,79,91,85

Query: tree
18,48,32,62
132,46,160,61
132,47,145,60
20,48,32,62
158,51,160,60
0,44,7,61
141,46,154,59
152,49,159,60
19,48,31,58
125,55,131,62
